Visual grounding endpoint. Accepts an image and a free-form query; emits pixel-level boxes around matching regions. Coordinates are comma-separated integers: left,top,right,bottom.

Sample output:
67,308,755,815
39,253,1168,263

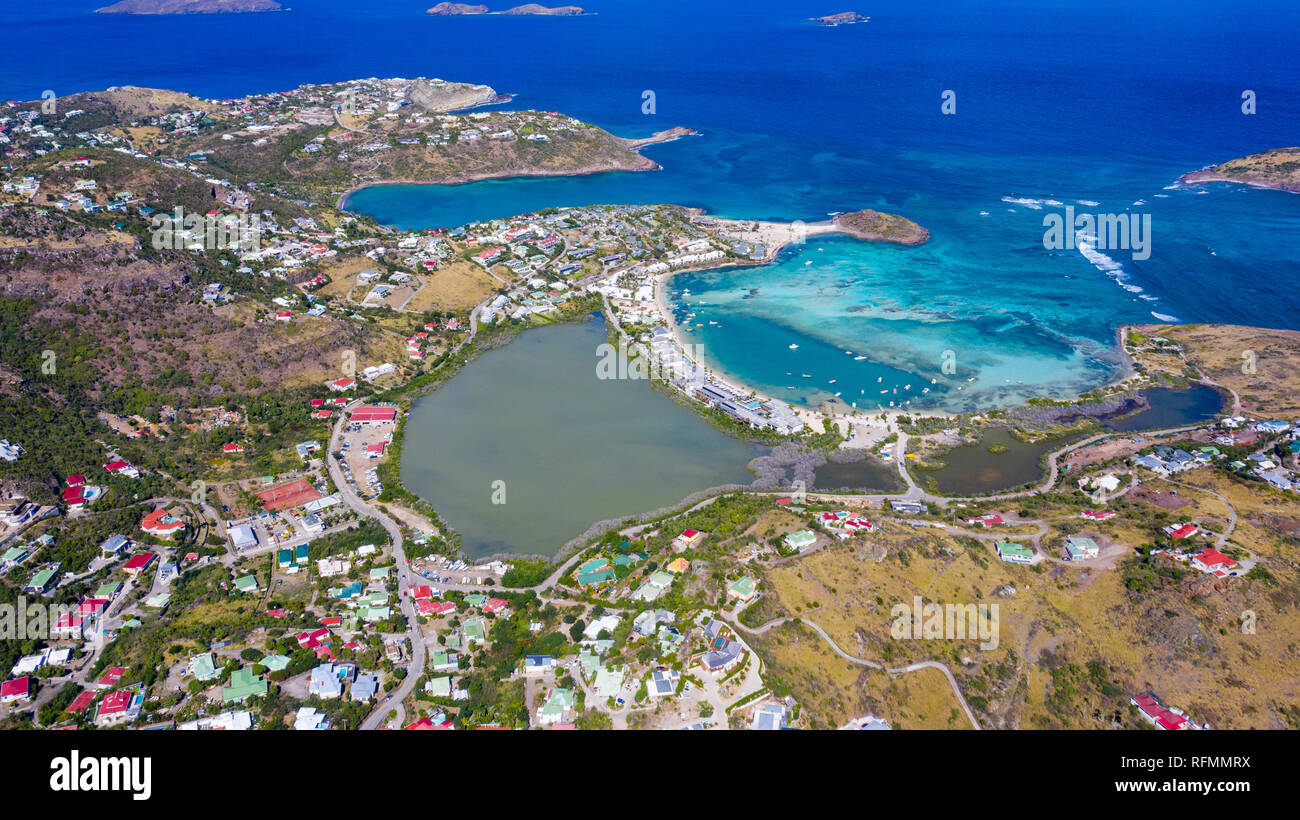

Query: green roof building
996,541,1035,564
426,675,452,698
27,568,57,592
261,654,291,672
189,653,217,681
233,575,259,593
463,618,486,644
222,668,268,703
728,576,758,600
94,580,122,599
539,687,576,723
784,530,817,551
1064,536,1100,561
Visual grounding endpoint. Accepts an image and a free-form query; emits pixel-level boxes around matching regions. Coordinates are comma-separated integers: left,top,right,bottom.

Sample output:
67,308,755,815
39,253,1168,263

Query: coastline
336,126,697,213
642,215,1148,436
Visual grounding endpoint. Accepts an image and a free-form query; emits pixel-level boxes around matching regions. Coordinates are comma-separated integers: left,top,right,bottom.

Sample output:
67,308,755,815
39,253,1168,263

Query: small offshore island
96,0,282,13
809,11,870,26
427,3,587,15
1178,147,1300,193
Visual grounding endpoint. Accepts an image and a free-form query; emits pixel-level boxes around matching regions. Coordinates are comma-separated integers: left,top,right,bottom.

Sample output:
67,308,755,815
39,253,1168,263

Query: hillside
1178,147,1300,193
833,208,930,245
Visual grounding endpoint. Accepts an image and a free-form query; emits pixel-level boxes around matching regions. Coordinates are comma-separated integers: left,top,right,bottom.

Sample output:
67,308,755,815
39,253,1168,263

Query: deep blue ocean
5,0,1298,410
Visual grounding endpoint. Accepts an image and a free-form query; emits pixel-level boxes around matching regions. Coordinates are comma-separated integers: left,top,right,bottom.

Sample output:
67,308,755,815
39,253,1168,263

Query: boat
834,392,842,397
828,379,837,384
802,374,811,378
877,376,882,383
788,344,799,350
853,355,867,361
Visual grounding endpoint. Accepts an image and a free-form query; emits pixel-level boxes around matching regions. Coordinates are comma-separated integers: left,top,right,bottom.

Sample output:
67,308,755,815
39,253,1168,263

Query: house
140,508,185,538
1131,693,1200,730
666,557,689,573
222,443,244,454
431,651,459,672
483,597,510,616
96,688,142,726
463,618,487,645
352,673,379,701
634,665,673,697
95,667,126,689
228,524,258,551
964,514,1005,527
327,377,356,392
995,541,1035,564
783,530,817,552
233,575,259,594
752,701,788,730
1080,510,1117,521
294,706,330,730
123,552,157,577
632,609,673,637
1064,536,1100,561
1191,547,1238,576
1164,523,1199,540
632,570,675,602
308,664,344,699
99,534,130,555
700,640,744,675
222,669,268,703
189,653,218,682
538,687,576,725
727,576,758,603
671,528,705,552
523,655,555,676
574,557,614,587
1,676,32,704
25,568,58,594
583,614,621,640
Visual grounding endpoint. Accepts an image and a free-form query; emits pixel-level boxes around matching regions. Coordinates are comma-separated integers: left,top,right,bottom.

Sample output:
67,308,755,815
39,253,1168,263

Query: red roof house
0,677,31,703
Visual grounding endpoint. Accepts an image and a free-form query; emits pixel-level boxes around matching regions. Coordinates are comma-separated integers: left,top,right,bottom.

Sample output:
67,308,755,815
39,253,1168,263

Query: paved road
723,610,981,730
327,400,425,730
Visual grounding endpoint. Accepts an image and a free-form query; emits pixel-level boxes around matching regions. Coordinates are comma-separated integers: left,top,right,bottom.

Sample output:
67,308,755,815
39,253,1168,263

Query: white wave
1001,196,1065,210
1076,199,1100,207
1076,233,1151,298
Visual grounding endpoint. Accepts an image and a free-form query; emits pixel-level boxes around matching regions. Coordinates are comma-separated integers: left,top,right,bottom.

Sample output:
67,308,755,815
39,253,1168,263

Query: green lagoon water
400,317,761,558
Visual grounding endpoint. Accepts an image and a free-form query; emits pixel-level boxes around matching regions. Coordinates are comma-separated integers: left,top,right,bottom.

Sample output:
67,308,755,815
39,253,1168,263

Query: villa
996,541,1035,564
783,530,817,552
1064,536,1100,561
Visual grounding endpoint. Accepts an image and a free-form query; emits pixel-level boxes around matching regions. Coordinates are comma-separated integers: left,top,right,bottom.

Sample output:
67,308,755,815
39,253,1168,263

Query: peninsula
96,0,281,13
1178,147,1300,193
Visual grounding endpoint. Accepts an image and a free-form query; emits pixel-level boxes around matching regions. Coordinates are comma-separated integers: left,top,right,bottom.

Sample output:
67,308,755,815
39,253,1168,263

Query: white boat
853,356,867,361
834,392,842,397
828,379,837,384
788,344,799,350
